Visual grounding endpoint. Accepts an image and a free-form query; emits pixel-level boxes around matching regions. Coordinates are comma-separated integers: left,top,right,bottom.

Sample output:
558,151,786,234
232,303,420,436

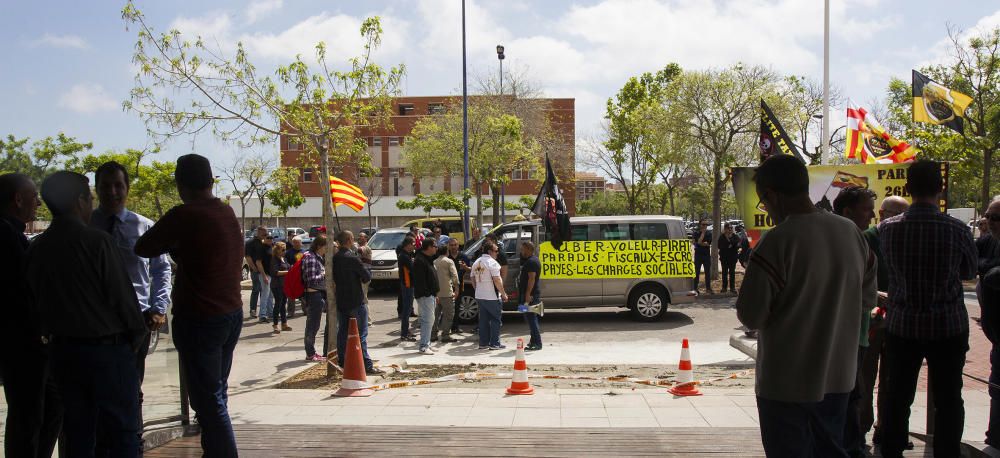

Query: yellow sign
732,163,950,231
539,240,695,279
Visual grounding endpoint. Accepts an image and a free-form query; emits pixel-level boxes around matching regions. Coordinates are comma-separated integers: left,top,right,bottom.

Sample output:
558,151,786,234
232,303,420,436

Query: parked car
402,217,476,245
359,226,380,236
457,216,697,323
367,227,432,287
286,227,307,240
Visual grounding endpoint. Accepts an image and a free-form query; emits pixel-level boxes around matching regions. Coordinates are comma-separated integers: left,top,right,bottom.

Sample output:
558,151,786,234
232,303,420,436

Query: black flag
531,155,571,250
759,99,805,163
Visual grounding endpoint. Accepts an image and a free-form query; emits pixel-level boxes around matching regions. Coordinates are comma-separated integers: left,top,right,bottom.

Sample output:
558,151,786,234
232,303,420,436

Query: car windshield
368,231,407,250
268,228,285,238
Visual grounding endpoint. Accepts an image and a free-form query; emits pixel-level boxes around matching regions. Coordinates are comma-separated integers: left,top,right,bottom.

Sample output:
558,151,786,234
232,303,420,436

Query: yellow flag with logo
912,69,973,134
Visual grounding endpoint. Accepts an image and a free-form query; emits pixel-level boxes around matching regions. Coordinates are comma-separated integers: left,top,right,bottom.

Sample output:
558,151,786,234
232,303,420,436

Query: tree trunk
491,184,501,227
258,195,265,227
711,162,723,282
982,147,994,214
667,185,676,216
240,201,248,231
319,145,338,377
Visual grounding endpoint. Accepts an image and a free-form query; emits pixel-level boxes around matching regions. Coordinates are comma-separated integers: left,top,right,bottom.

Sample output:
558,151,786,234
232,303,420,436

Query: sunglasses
986,214,1000,222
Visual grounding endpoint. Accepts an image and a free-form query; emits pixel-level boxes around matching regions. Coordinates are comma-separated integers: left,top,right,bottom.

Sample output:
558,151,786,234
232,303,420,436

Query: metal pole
822,0,830,164
499,57,505,221
462,0,470,244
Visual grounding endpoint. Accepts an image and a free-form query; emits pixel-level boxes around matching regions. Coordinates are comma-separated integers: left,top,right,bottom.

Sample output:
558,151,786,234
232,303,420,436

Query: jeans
52,341,141,458
1,342,62,458
397,287,414,338
477,299,502,347
720,258,737,291
693,254,712,291
249,271,261,314
523,311,542,347
271,287,288,325
256,273,274,319
173,309,241,458
756,392,849,457
989,344,999,447
303,291,327,358
336,305,373,370
879,330,968,458
433,296,455,339
843,347,865,456
416,296,436,350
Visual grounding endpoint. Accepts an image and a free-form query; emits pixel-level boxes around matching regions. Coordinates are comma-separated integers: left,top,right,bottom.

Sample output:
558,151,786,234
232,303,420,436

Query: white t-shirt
471,254,502,300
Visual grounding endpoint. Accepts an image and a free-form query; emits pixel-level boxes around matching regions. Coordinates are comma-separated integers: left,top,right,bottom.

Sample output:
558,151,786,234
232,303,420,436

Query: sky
2,0,999,178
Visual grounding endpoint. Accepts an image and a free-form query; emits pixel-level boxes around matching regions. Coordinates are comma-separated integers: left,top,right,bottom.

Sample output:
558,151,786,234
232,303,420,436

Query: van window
444,221,464,233
632,223,668,240
571,224,590,241
600,224,629,241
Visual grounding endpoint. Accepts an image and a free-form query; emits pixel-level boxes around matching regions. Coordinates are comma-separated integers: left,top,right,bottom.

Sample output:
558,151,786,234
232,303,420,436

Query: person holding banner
691,219,713,294
736,155,877,457
878,160,977,458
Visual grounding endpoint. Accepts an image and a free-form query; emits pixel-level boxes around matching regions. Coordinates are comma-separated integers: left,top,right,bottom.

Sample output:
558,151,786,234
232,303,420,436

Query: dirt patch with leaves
275,363,754,391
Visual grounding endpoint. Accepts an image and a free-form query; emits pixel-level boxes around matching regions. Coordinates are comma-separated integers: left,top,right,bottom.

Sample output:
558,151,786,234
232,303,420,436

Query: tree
401,101,538,227
590,64,682,215
780,76,845,165
221,154,271,230
664,64,780,277
72,148,180,219
395,190,472,217
577,192,628,216
123,4,402,361
266,166,305,223
0,133,93,184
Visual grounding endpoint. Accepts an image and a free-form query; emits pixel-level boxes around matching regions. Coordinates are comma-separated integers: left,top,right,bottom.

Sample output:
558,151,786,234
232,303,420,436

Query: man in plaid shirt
878,160,977,458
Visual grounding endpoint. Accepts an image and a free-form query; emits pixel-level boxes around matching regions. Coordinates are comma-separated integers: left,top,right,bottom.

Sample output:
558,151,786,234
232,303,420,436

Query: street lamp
497,43,506,221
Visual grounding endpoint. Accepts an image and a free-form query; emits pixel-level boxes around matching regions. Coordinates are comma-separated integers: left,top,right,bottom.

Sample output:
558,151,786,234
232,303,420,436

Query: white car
367,227,431,285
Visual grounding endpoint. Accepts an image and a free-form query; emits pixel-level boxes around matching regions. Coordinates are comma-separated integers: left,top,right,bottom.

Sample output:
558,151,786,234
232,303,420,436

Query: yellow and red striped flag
845,106,917,164
329,176,367,212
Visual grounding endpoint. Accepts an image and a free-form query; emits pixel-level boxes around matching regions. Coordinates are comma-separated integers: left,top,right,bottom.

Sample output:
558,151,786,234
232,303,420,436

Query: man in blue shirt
90,161,172,444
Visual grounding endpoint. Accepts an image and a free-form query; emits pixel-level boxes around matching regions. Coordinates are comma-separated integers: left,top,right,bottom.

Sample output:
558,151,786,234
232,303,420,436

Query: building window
288,139,303,150
389,137,400,146
372,136,383,147
302,168,314,183
428,103,445,115
399,104,415,115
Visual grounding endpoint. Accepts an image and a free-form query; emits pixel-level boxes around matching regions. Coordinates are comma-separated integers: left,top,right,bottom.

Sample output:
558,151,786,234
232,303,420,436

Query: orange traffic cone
668,338,702,396
333,318,373,397
506,338,534,395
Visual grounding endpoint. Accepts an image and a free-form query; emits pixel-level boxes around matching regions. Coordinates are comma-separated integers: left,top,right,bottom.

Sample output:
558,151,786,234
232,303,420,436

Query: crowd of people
1,154,243,457
690,218,751,294
737,155,998,457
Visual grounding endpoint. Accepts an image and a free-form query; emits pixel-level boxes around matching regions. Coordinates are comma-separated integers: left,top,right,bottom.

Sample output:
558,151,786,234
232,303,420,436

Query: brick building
575,171,607,202
255,96,575,230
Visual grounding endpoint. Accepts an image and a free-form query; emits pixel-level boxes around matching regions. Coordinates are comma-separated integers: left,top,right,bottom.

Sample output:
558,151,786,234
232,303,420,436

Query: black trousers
693,254,712,291
0,342,62,458
879,330,968,458
720,257,737,291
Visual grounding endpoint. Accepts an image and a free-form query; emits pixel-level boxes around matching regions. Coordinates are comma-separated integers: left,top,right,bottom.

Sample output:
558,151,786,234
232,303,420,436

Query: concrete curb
729,333,757,360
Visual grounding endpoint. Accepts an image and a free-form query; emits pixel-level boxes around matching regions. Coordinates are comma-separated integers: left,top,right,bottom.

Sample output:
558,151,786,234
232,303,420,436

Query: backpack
284,256,305,300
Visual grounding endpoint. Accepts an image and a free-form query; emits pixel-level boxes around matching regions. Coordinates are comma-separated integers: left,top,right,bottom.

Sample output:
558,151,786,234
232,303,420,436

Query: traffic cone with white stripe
506,338,534,395
333,318,373,397
668,338,702,396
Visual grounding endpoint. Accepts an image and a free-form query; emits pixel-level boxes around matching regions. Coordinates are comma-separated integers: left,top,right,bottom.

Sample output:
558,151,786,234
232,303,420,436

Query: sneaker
281,325,293,331
418,347,435,355
401,336,417,342
489,345,506,350
366,367,385,376
525,344,542,351
307,354,325,361
478,345,490,350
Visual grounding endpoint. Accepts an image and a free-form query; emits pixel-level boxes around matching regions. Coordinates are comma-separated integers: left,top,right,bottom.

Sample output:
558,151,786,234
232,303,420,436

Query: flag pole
822,0,830,164
461,0,471,244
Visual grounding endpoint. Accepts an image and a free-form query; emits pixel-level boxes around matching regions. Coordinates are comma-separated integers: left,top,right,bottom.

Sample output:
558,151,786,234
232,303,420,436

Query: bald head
879,196,910,222
986,197,1000,238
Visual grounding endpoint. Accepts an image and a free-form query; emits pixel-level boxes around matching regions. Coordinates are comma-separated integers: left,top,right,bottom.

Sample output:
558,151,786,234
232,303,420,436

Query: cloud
919,8,1000,68
169,12,235,46
58,83,118,114
246,0,283,25
32,33,89,49
240,12,409,61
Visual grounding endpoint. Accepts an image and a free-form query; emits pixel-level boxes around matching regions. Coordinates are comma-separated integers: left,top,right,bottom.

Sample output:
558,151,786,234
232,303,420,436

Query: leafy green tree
577,191,629,216
123,3,403,345
0,133,93,184
266,167,306,222
395,190,472,217
221,154,272,230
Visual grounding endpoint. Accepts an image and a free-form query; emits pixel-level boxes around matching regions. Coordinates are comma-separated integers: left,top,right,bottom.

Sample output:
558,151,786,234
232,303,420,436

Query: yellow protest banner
732,162,950,231
539,240,695,279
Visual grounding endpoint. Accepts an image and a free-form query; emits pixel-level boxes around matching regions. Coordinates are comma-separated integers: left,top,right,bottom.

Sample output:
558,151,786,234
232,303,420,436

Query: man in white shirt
736,155,877,457
472,240,508,350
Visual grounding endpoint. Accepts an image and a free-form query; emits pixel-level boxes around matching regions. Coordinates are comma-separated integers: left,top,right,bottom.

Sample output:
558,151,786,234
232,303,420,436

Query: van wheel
458,293,479,324
629,285,668,322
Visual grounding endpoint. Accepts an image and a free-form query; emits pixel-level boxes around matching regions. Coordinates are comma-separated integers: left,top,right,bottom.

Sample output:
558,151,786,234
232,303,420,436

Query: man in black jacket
332,230,378,374
397,237,416,342
412,238,440,354
0,173,61,458
980,197,1000,448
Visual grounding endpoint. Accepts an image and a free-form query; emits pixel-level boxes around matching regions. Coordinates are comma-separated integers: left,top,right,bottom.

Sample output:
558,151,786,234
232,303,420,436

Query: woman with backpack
270,242,292,334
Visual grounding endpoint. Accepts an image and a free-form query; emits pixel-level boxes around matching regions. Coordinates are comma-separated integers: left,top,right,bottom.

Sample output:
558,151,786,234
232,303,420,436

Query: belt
53,333,130,345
